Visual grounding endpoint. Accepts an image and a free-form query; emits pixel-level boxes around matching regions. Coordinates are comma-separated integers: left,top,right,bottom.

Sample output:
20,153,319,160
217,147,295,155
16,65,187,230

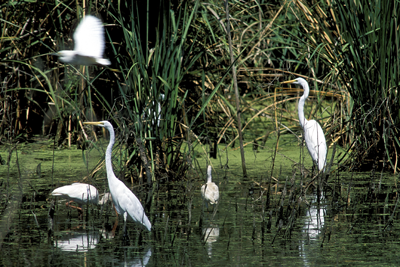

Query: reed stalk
224,1,247,177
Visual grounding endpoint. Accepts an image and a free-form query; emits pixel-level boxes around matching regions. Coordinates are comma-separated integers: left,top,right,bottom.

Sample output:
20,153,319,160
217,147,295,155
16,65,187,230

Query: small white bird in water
55,15,110,66
84,121,152,232
201,165,219,206
50,183,111,217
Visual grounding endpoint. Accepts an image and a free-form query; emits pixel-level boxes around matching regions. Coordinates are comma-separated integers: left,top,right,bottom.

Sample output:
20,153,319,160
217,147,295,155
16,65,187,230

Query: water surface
1,141,400,266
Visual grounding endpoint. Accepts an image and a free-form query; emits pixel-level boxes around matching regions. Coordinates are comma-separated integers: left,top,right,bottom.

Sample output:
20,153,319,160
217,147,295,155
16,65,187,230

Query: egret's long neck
105,126,116,181
207,169,212,183
298,83,309,129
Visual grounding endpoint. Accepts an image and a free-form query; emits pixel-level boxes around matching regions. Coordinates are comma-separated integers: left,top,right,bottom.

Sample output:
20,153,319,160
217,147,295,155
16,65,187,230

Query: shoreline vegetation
2,1,397,177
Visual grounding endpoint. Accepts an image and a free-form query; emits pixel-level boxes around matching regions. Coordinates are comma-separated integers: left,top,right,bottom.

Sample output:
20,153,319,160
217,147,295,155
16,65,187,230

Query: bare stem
225,0,247,177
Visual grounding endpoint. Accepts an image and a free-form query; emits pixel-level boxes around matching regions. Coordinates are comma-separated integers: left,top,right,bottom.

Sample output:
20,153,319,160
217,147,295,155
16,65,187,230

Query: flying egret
83,121,152,232
201,165,219,206
50,183,111,217
282,78,327,171
55,15,110,66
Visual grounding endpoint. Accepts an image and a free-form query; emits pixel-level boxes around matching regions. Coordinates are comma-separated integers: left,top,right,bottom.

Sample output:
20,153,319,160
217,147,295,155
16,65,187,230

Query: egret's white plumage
146,93,165,127
282,78,327,171
201,165,219,205
84,121,151,232
98,192,112,205
153,93,165,127
51,183,99,205
56,15,110,66
50,183,113,217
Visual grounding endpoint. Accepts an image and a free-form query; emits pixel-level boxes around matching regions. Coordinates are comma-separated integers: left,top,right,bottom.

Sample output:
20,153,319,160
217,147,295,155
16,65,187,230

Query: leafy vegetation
1,0,399,181
282,0,400,172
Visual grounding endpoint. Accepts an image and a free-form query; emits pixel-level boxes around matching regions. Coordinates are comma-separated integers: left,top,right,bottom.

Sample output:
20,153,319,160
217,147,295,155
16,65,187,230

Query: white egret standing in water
83,121,152,232
50,183,111,217
282,78,327,171
201,165,219,206
55,15,110,66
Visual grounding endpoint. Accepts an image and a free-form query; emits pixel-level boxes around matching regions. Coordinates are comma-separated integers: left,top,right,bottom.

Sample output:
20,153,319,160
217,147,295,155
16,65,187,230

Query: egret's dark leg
111,219,118,237
65,201,73,208
66,201,83,219
113,205,118,217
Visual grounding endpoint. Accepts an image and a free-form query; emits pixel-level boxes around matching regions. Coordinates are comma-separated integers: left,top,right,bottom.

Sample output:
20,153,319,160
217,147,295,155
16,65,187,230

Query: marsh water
1,138,400,266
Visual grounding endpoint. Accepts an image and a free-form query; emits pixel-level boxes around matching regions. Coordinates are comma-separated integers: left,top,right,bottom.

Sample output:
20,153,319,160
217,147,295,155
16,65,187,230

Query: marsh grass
0,1,112,145
282,0,400,172
2,0,397,186
334,0,400,172
1,0,336,180
95,0,206,182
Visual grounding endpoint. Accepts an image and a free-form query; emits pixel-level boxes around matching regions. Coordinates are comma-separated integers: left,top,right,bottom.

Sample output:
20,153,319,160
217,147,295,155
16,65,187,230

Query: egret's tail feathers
96,58,111,66
142,215,152,231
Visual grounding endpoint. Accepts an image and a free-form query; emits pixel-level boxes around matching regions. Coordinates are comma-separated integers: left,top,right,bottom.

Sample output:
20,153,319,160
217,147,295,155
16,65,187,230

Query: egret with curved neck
84,121,151,232
282,78,327,171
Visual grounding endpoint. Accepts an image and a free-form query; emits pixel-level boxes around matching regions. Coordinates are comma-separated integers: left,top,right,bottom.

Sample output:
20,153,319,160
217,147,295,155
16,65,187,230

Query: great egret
55,15,110,66
83,121,152,232
50,183,111,217
201,165,219,206
282,78,327,171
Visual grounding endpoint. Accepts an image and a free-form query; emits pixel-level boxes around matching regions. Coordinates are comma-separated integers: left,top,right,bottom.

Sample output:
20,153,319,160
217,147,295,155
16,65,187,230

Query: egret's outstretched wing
73,15,105,59
303,120,327,171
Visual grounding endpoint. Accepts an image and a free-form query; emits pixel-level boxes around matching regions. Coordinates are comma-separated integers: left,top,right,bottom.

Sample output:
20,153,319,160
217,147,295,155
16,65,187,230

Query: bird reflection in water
54,230,100,252
202,226,219,258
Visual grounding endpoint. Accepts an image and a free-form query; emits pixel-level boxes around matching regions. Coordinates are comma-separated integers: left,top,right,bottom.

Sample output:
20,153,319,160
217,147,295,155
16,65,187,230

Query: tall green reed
103,0,204,181
334,0,400,171
0,1,112,146
280,0,400,172
278,0,352,171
